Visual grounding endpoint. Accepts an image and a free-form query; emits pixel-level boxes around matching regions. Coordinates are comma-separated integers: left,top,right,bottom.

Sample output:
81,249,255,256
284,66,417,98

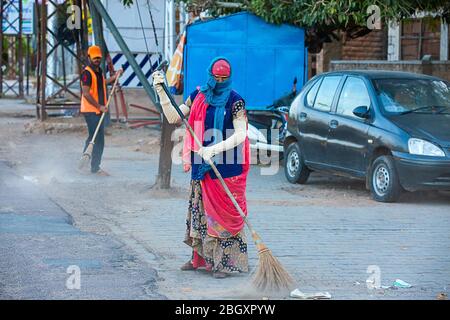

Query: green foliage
121,0,450,52
180,0,249,16
122,0,449,25
249,0,450,28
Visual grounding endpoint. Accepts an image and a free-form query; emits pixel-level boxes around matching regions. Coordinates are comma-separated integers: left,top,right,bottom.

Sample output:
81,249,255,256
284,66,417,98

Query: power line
136,0,151,55
147,0,160,49
103,28,173,41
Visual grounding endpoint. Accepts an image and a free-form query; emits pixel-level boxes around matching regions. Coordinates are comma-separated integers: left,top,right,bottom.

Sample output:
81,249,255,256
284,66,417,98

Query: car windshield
373,78,450,115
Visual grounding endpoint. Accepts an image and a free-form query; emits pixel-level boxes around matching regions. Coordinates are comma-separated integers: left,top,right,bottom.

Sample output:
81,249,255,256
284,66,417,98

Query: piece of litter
290,288,331,300
354,281,361,286
366,278,383,289
436,293,448,300
381,285,391,289
23,176,38,184
392,279,412,288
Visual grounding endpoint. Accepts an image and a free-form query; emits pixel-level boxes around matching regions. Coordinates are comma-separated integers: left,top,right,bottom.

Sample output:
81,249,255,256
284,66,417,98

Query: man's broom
157,80,295,292
78,72,122,170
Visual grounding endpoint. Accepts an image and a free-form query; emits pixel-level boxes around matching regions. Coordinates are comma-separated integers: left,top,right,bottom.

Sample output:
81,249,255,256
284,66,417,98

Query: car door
326,76,372,175
298,75,343,166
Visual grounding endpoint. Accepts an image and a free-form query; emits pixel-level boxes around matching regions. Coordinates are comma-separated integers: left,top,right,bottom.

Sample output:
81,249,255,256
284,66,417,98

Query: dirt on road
1,101,449,300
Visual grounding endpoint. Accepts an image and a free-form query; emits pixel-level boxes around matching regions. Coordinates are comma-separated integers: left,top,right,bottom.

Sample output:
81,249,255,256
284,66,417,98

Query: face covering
196,57,233,179
199,56,233,140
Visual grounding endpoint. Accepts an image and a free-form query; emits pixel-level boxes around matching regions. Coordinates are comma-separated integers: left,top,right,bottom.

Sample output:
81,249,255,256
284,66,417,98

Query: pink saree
182,91,250,239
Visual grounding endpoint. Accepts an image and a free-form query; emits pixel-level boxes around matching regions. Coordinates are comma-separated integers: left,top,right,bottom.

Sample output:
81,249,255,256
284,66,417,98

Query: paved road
0,161,164,299
108,162,450,300
0,101,449,300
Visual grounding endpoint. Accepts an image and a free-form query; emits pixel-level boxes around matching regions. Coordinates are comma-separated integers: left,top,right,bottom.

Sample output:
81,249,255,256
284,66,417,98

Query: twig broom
158,81,295,292
78,72,122,170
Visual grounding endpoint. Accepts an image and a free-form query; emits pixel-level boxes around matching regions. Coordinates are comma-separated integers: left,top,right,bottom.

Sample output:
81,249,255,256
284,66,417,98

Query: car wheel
369,155,402,202
284,142,310,184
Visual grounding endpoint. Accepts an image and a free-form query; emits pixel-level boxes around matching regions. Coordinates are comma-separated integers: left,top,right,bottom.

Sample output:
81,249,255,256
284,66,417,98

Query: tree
174,0,450,53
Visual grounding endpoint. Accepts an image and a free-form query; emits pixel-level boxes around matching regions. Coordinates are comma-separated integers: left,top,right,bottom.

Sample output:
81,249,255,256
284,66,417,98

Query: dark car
283,70,450,202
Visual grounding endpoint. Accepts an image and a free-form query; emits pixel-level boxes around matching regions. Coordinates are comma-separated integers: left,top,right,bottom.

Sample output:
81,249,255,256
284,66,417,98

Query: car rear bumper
392,151,450,191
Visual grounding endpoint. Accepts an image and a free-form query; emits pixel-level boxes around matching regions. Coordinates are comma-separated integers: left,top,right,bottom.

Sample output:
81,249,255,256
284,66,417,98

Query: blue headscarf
200,57,233,135
195,57,233,180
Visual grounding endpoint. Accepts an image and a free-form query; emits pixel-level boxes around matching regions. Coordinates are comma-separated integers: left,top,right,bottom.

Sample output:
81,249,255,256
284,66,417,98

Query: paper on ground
290,288,332,299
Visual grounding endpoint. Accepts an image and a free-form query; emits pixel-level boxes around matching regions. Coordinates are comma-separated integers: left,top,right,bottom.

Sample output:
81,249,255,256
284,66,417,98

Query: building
312,16,449,81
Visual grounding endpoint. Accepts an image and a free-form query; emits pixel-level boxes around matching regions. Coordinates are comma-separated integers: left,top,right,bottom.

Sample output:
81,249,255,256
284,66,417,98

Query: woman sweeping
152,57,250,278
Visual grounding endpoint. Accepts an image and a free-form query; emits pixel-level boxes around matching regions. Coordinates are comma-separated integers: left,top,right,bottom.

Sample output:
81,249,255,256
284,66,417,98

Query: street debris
363,278,413,290
23,176,38,184
436,293,448,300
290,288,332,300
24,120,85,135
366,278,377,288
392,279,412,289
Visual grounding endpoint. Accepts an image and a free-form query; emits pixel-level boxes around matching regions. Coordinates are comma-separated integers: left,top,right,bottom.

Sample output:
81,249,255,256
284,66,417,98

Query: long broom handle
89,72,122,145
158,82,257,234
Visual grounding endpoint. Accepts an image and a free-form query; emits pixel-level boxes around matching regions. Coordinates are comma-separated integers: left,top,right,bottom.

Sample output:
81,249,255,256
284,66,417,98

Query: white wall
102,0,165,53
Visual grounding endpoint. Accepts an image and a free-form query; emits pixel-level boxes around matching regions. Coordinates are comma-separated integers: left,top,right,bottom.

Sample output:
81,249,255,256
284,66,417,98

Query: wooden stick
159,82,256,233
88,71,122,146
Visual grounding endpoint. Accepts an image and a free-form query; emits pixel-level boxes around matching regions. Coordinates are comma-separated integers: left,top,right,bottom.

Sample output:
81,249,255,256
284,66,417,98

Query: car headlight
408,138,445,157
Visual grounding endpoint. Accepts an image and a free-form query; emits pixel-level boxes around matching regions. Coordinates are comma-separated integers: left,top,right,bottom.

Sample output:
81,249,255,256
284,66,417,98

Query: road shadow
284,172,450,205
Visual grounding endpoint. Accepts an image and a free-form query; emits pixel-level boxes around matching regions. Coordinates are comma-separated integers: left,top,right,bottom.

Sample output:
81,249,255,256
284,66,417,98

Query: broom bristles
252,249,295,293
250,230,295,293
78,154,91,169
78,144,93,169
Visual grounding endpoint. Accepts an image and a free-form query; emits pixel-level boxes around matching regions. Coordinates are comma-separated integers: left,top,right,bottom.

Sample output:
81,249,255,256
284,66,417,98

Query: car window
313,76,341,112
305,78,322,108
336,77,371,118
373,78,450,114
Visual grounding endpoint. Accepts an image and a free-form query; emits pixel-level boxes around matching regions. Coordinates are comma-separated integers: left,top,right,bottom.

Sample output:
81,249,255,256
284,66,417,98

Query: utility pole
155,116,175,188
89,2,106,72
89,0,158,108
0,1,3,97
18,0,23,98
89,0,175,189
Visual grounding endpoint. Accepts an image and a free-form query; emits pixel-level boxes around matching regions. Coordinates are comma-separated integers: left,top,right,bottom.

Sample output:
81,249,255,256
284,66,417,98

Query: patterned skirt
184,180,249,274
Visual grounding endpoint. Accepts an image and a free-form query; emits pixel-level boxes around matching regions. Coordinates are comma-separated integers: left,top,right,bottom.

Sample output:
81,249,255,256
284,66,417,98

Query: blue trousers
83,113,104,173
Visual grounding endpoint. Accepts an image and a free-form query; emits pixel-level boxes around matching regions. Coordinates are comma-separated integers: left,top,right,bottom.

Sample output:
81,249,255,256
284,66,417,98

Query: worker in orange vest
80,45,122,175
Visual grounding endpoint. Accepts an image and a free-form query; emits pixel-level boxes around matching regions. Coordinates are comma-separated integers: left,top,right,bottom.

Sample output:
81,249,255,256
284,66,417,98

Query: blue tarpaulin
183,11,307,110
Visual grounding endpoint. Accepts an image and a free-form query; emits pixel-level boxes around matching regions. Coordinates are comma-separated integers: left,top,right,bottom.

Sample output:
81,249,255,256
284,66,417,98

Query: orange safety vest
80,66,107,114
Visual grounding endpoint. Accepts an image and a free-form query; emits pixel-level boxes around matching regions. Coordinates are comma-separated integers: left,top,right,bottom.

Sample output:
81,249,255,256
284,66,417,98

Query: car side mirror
353,106,370,119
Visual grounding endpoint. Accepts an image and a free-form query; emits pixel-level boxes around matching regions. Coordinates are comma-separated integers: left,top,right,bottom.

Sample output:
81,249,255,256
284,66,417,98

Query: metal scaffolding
0,0,24,98
35,0,87,120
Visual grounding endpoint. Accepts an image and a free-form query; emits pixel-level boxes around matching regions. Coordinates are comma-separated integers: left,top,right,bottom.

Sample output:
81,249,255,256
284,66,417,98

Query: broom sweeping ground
78,73,122,170
78,143,94,170
158,81,296,293
251,230,295,292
